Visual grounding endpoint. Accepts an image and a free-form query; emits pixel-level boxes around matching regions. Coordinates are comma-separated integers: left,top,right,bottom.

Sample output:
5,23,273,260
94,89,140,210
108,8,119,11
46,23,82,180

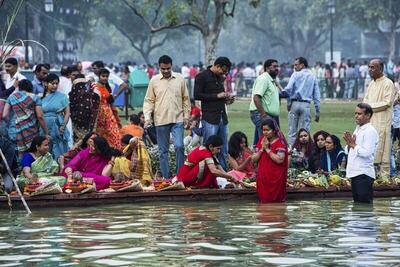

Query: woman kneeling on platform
63,136,121,190
111,134,153,186
176,135,236,188
18,136,66,189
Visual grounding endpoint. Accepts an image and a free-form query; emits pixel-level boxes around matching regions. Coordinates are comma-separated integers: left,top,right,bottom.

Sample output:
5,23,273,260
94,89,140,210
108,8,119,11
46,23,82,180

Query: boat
1,185,400,210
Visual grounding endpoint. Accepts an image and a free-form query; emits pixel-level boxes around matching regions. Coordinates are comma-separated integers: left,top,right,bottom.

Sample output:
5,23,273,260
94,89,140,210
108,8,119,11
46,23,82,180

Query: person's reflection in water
349,203,377,237
181,206,219,253
256,204,290,253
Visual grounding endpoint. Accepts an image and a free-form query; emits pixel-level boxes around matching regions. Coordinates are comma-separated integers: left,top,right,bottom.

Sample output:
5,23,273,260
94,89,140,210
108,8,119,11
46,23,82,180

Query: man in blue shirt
283,57,321,146
32,63,50,95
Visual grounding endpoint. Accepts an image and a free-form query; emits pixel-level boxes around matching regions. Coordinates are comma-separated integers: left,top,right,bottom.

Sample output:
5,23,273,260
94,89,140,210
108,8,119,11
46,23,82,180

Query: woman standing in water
252,119,288,203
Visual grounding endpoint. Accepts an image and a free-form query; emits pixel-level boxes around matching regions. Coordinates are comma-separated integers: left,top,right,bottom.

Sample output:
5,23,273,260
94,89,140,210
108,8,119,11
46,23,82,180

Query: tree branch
223,0,236,17
246,22,286,46
149,32,170,50
122,0,202,33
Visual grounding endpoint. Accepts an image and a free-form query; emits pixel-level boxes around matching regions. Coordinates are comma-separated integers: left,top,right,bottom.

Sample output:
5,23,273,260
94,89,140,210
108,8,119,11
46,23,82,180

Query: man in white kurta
363,59,396,176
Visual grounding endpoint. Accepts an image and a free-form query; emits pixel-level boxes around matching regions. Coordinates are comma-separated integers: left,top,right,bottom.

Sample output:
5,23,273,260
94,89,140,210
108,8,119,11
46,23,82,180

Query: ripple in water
1,199,400,266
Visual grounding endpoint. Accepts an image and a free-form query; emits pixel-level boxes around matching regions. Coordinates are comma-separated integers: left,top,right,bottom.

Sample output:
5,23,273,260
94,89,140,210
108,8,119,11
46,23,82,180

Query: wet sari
256,137,288,203
7,91,40,153
42,91,70,160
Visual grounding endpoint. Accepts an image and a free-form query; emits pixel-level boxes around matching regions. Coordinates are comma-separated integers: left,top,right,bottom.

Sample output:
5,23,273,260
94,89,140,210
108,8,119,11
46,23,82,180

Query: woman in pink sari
228,131,255,179
63,136,121,190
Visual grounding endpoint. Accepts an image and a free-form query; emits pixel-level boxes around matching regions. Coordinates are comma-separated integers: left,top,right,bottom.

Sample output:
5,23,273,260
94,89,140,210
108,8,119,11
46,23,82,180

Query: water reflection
0,199,400,266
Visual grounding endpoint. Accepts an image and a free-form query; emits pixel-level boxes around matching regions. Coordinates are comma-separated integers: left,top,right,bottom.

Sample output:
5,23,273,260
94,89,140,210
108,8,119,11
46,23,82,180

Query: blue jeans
345,80,355,99
156,122,184,178
288,101,311,146
202,118,228,170
250,111,280,147
390,145,396,177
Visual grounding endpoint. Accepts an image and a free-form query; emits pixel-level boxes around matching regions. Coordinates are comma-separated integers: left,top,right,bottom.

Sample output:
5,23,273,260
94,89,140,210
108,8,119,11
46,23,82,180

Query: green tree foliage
246,0,346,61
344,0,400,60
122,0,240,65
92,1,177,64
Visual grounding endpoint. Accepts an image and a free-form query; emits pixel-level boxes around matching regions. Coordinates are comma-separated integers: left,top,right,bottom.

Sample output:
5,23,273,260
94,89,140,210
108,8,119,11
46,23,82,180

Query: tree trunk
203,32,219,66
388,29,396,62
140,50,151,65
31,12,43,63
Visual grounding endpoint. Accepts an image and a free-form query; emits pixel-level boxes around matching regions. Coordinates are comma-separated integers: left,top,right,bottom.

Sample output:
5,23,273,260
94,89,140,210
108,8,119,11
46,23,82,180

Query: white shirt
242,67,256,79
5,71,26,89
255,64,263,76
359,65,368,78
181,66,190,79
57,76,72,96
346,122,379,179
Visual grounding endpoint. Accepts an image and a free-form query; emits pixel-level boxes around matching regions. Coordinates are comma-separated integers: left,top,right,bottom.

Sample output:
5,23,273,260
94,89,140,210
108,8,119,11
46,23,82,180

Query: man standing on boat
363,59,396,177
194,57,233,170
344,103,379,203
143,55,190,179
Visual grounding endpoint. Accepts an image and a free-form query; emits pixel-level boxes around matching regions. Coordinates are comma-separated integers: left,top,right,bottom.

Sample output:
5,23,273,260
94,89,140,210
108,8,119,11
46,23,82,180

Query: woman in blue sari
42,74,71,160
320,134,347,173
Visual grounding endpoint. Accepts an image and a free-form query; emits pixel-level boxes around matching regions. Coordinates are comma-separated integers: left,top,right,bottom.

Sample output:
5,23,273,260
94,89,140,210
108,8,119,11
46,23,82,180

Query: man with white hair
363,59,396,176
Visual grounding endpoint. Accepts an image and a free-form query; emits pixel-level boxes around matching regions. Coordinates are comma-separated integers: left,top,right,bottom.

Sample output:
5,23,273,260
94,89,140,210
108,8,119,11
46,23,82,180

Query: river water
1,198,400,266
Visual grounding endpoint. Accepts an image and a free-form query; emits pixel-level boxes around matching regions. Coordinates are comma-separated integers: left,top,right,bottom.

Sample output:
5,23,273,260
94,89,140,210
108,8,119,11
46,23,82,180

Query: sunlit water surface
1,198,400,266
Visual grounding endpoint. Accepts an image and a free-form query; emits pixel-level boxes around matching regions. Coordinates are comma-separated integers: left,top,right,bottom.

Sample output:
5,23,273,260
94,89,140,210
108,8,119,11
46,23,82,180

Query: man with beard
249,59,282,146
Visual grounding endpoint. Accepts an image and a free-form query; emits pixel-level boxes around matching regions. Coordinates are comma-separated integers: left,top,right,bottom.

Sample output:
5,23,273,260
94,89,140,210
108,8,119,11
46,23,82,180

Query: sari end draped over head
69,79,100,143
17,152,66,189
8,91,39,153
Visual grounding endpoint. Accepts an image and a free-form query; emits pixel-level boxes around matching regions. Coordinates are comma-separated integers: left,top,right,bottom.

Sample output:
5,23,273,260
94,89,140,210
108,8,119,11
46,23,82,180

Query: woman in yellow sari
113,135,153,186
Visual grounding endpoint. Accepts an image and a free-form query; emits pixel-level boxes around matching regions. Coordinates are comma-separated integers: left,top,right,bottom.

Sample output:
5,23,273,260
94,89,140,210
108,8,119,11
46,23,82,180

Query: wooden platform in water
1,186,400,210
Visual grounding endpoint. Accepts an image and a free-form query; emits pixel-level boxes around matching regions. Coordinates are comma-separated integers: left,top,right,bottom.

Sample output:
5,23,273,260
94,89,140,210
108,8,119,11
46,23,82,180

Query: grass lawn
123,99,358,145
228,100,358,144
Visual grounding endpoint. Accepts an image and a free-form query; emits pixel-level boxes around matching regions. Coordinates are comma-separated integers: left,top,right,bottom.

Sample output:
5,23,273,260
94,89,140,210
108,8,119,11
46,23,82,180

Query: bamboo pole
0,148,31,214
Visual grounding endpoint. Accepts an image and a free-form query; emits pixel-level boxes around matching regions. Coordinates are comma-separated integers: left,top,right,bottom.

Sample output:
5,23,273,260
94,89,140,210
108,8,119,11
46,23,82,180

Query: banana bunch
328,175,351,187
374,176,393,186
303,175,329,189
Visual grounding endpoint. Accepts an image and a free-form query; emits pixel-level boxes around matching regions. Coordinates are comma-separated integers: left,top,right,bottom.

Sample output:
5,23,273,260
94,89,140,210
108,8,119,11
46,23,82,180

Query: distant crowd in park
6,57,400,101
0,54,398,204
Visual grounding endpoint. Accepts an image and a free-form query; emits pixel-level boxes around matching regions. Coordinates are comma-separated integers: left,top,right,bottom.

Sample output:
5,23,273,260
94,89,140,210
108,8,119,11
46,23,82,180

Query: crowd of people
0,54,398,204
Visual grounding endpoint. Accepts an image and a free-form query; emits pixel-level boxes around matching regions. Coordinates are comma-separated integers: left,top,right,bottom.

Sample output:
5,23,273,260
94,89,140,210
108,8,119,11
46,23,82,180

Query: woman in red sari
94,68,122,150
252,118,288,203
177,135,235,188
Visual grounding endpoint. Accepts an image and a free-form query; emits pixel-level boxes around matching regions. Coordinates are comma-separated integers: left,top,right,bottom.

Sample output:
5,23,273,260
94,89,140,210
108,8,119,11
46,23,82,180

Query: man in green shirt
249,59,281,146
